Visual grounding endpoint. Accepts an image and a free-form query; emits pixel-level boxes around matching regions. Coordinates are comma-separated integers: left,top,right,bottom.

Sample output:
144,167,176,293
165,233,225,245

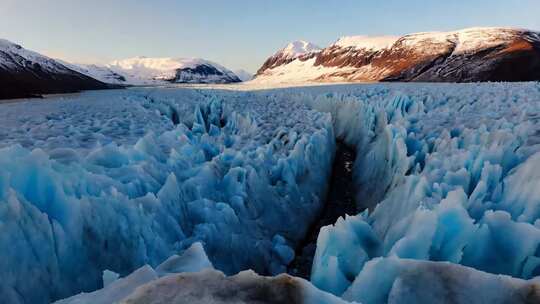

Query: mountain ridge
0,39,112,99
254,27,540,83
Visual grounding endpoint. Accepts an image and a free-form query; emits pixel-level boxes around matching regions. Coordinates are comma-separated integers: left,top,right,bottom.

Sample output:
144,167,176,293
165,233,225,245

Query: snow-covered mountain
67,57,243,86
256,40,321,75
64,63,127,85
0,39,110,99
102,57,241,85
233,69,253,82
0,38,243,97
254,27,540,83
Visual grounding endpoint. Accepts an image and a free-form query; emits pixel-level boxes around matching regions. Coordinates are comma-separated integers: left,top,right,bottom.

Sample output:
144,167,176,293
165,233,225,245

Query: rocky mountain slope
254,27,540,83
256,41,321,75
0,39,111,99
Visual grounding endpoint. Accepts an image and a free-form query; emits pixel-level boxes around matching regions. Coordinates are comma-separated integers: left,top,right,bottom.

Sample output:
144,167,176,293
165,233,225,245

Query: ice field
2,83,540,303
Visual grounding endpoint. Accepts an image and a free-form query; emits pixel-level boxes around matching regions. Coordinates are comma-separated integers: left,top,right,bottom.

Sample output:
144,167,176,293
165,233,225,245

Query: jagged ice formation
3,83,540,304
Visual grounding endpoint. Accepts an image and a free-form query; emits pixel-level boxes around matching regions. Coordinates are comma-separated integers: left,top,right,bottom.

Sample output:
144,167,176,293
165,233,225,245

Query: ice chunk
102,270,120,288
311,214,380,295
122,269,356,304
55,265,157,304
155,242,214,275
342,257,540,304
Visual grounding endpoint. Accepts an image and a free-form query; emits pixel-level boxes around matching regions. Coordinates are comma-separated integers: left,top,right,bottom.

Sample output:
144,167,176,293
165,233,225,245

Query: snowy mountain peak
280,40,321,57
333,35,399,51
254,26,540,83
256,41,321,75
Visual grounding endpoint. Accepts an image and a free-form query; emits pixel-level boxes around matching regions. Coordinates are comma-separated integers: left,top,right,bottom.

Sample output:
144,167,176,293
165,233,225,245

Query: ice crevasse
277,83,540,303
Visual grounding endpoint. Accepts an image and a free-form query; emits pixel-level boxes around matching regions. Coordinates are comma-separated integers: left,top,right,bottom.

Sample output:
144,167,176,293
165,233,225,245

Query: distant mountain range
102,57,242,85
0,40,246,99
2,27,540,99
253,27,540,84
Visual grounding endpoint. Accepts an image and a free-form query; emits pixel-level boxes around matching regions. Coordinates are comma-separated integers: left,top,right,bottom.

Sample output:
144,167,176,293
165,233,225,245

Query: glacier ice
155,242,213,275
102,270,120,288
57,242,355,304
342,257,540,304
0,88,334,303
55,242,212,304
58,236,540,304
55,265,158,304
286,83,540,301
3,82,540,304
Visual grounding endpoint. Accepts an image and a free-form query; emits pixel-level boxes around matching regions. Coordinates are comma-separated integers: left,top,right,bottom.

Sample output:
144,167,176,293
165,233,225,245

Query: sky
1,0,539,73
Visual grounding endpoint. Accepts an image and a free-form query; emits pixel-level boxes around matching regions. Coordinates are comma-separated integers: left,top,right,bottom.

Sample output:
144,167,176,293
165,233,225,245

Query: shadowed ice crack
288,141,357,279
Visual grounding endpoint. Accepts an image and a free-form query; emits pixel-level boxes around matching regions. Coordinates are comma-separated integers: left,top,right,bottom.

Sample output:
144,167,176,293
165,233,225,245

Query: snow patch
333,35,399,51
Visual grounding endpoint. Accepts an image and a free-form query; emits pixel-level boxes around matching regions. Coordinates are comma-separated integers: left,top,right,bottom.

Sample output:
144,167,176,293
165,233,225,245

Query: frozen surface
4,82,540,304
278,83,540,301
0,87,334,303
343,257,540,304
55,242,211,304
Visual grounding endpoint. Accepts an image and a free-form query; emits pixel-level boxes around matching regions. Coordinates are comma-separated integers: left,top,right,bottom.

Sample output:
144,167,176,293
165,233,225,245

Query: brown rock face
255,28,540,83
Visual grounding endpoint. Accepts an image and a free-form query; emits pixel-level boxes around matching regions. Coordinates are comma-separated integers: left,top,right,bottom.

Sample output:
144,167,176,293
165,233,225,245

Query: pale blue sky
1,0,539,72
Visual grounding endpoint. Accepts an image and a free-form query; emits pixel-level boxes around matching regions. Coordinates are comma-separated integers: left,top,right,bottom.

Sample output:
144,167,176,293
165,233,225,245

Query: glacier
2,82,540,303
0,88,334,303
284,83,540,302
